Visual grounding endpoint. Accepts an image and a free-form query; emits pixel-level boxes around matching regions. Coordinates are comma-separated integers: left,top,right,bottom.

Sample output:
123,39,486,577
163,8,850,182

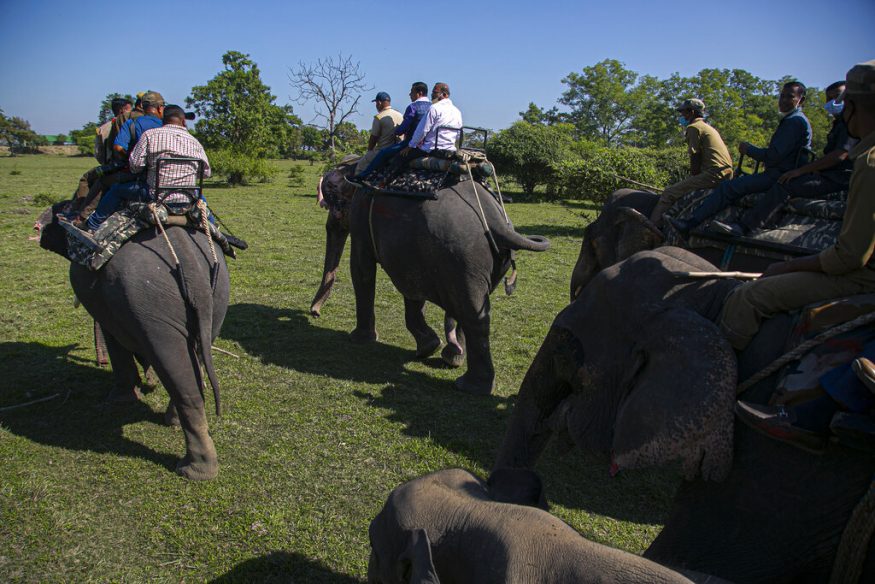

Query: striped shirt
128,124,211,204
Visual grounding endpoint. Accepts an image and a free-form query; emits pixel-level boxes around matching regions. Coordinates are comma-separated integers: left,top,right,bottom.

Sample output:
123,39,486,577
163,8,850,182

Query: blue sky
1,0,873,135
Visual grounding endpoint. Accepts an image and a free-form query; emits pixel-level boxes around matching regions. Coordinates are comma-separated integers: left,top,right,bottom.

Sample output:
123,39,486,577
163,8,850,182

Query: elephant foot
350,328,378,343
441,344,465,368
454,373,494,396
175,456,218,481
310,306,322,318
105,385,143,403
164,403,181,428
415,335,441,359
142,367,159,391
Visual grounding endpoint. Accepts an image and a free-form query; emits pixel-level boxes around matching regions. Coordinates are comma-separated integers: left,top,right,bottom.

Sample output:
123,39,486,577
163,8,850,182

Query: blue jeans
87,180,149,230
357,140,408,178
688,169,781,228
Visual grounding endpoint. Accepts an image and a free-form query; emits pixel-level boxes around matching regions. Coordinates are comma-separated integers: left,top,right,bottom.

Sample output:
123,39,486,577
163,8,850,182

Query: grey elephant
496,246,875,582
368,468,726,583
346,179,549,395
64,226,229,480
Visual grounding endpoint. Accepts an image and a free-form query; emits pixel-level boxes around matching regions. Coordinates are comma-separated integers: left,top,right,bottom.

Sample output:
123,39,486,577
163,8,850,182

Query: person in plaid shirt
85,105,211,231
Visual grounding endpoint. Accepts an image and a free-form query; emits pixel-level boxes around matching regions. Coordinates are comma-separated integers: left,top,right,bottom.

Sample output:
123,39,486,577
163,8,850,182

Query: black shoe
667,217,693,236
223,234,248,250
852,357,875,396
735,401,827,453
710,220,745,237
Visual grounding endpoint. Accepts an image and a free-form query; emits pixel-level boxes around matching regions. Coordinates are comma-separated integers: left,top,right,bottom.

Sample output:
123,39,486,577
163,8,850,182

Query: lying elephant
347,176,549,395
368,468,725,583
43,220,229,480
496,246,875,582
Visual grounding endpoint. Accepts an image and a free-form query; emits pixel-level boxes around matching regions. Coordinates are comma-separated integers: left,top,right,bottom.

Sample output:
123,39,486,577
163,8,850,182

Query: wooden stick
673,271,762,280
211,346,240,359
0,393,61,412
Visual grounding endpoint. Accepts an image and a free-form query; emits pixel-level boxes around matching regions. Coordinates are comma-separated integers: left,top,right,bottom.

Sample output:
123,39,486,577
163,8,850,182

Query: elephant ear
611,305,736,482
395,528,440,584
486,468,548,509
613,206,664,263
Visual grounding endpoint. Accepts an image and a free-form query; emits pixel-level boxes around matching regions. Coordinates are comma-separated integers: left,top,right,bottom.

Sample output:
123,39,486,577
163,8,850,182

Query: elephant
51,223,230,480
495,246,875,582
367,467,726,583
345,177,550,395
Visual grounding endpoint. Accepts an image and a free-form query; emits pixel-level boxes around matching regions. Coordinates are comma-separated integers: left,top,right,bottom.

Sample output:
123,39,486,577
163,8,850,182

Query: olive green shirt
370,107,404,150
819,129,875,274
685,119,733,179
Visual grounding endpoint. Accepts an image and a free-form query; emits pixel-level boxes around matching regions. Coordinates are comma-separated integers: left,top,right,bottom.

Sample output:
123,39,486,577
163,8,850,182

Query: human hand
318,198,328,209
761,261,793,278
777,169,802,184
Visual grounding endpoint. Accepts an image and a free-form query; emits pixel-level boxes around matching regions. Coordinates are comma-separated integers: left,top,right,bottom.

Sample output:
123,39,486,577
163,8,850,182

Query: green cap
140,91,165,106
845,60,875,96
676,98,705,113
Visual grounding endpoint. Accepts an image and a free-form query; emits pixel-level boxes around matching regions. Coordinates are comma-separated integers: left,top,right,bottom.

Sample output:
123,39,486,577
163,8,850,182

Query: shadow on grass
517,224,584,239
0,341,177,473
222,303,448,390
210,551,360,584
561,200,602,212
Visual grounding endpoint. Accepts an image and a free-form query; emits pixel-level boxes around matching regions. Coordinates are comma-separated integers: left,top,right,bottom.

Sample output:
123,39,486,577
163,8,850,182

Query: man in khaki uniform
719,60,875,351
650,98,733,226
355,91,404,175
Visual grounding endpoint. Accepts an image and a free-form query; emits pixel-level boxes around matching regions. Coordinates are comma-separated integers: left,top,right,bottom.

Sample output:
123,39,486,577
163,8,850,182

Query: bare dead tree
289,54,370,164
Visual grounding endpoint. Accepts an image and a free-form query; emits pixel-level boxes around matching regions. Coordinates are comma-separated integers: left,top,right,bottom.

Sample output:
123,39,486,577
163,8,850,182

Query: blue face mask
824,99,844,117
678,115,689,127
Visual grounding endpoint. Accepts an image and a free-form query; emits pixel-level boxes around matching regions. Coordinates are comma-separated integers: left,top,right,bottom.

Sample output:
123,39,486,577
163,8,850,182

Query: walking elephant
347,179,549,395
368,467,725,583
495,247,875,582
65,225,229,480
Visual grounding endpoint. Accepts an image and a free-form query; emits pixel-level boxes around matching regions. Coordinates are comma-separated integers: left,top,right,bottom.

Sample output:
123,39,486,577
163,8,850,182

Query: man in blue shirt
670,81,812,235
113,91,165,156
350,81,431,182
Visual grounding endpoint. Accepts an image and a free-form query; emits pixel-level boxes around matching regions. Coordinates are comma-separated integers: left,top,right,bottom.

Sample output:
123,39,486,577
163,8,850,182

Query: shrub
287,165,306,187
32,192,64,207
208,149,276,186
553,142,687,204
487,122,575,197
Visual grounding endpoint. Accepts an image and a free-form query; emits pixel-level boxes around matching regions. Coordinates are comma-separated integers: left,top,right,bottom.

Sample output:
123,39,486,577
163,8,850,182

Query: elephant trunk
310,213,350,317
492,225,550,253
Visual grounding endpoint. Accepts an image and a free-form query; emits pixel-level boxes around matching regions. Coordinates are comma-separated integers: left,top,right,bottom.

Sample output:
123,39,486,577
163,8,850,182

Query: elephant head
368,468,718,583
570,189,663,301
498,247,740,482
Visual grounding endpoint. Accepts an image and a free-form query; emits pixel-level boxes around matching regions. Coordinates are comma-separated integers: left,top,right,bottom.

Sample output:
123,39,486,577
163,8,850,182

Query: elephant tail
492,226,551,252
199,310,221,417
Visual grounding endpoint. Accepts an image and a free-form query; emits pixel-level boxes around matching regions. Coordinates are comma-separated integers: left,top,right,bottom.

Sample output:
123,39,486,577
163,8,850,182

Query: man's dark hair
162,105,186,123
411,82,428,97
825,81,846,94
783,80,807,97
110,97,132,115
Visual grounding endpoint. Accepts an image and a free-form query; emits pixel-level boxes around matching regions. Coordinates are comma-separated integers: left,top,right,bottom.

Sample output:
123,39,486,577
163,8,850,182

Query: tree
98,93,134,124
0,110,47,153
69,122,98,156
54,134,67,145
187,50,298,158
289,53,370,163
488,121,575,195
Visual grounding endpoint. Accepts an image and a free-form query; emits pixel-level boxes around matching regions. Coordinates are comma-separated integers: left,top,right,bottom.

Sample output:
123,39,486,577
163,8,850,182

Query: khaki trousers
651,169,730,224
719,268,875,350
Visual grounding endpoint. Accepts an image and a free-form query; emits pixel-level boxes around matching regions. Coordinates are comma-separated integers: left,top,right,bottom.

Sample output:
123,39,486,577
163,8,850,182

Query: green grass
0,155,678,582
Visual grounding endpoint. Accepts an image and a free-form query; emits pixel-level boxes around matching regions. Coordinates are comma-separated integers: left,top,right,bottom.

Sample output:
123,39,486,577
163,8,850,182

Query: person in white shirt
384,82,462,180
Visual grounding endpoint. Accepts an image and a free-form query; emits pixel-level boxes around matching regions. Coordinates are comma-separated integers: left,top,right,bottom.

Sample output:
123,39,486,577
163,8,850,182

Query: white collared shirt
410,98,463,152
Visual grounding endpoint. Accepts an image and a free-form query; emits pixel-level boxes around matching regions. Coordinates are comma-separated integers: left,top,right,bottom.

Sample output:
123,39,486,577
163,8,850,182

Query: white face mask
777,107,796,119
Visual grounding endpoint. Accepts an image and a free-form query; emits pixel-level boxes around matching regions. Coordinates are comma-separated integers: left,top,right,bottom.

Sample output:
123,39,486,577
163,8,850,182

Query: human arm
113,119,133,155
686,126,702,175
760,254,823,278
817,154,875,275
316,176,327,208
746,117,807,167
367,116,380,151
777,149,850,183
394,104,417,137
128,133,148,174
409,107,435,150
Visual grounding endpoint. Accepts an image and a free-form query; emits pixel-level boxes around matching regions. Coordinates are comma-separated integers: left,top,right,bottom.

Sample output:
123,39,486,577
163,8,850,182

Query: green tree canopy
68,122,98,156
0,109,47,153
187,50,301,158
98,93,135,124
488,121,575,195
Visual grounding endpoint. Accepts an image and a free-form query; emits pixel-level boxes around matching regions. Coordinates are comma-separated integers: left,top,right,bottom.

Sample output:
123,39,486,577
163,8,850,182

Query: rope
605,171,663,193
197,199,219,290
468,165,500,257
737,310,875,395
486,160,510,224
150,203,179,266
829,477,875,584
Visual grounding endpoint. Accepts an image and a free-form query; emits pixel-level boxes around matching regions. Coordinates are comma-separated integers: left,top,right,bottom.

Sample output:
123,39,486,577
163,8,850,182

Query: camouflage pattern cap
140,91,165,106
845,60,875,96
136,90,147,99
676,98,705,113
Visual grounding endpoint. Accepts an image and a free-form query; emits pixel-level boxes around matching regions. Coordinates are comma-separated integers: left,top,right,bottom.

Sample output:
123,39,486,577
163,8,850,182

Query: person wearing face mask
669,81,812,235
731,59,875,451
711,80,857,236
649,98,733,227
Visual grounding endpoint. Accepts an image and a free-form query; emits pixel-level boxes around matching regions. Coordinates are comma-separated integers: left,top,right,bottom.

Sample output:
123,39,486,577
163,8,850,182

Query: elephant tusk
672,271,761,280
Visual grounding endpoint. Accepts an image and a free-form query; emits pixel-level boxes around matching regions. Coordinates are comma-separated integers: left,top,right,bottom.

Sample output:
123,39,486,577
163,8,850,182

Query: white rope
468,165,493,242
197,199,219,268
149,203,179,266
673,271,762,280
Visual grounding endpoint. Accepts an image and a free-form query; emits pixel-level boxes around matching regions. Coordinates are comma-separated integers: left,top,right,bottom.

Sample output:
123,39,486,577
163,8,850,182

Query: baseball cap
675,98,705,113
372,91,391,102
844,60,875,96
140,91,165,106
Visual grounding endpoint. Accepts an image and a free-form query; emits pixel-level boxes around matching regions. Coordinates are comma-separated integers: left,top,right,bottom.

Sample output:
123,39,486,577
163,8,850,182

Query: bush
32,192,64,207
487,122,575,197
287,165,306,187
553,142,687,204
208,149,277,186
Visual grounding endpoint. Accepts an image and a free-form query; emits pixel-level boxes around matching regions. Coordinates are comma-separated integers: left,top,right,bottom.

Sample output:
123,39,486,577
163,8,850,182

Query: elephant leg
349,234,378,343
135,352,159,390
454,304,495,396
147,341,217,480
164,398,181,428
102,332,143,403
441,316,465,368
310,213,349,318
405,298,440,358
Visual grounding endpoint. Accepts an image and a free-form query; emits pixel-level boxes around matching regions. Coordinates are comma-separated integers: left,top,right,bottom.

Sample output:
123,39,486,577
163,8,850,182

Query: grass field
0,154,678,582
